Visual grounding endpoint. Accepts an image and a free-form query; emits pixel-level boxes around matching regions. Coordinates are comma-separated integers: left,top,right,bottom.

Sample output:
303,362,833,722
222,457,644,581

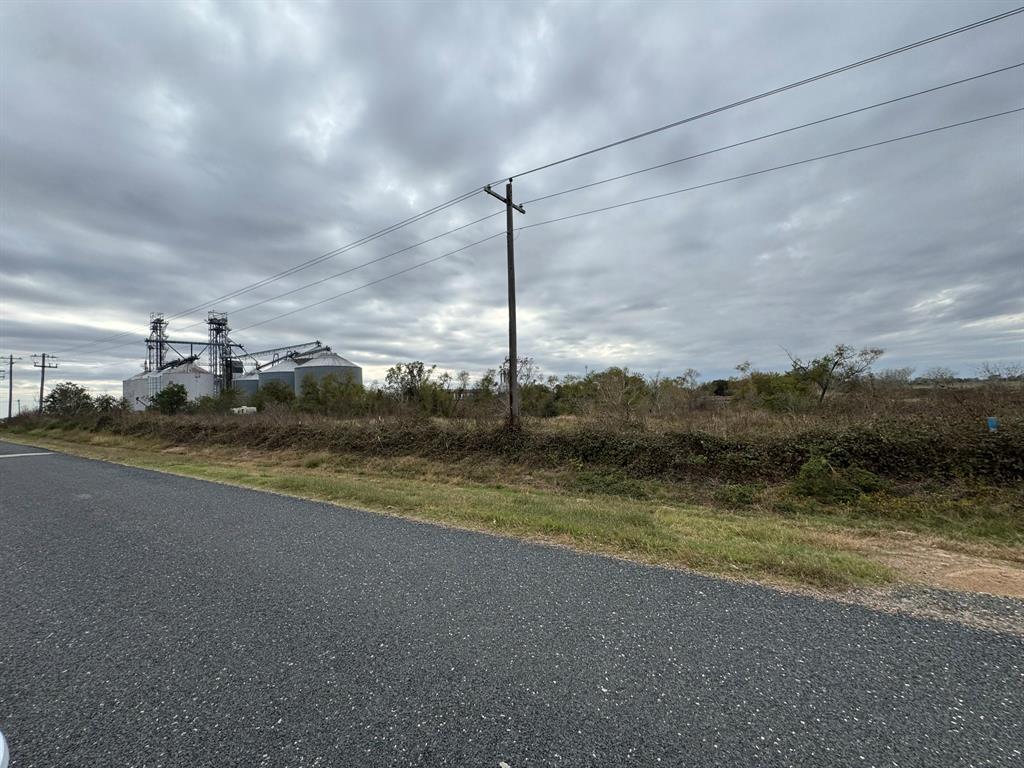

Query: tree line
32,344,1022,420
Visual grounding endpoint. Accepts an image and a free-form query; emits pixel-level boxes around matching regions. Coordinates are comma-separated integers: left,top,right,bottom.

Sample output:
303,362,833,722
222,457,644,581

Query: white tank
122,371,153,411
121,362,216,410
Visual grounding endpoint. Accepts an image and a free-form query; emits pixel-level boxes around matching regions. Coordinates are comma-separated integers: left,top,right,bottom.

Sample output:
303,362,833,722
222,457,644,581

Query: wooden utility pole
484,179,525,428
32,353,58,415
6,354,21,419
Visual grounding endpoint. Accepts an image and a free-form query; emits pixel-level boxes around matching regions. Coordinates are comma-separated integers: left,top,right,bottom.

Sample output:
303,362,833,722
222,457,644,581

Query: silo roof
173,363,210,374
296,351,358,368
261,357,299,372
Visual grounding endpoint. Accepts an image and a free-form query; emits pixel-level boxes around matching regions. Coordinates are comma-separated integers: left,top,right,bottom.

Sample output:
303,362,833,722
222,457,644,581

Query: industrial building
122,313,361,411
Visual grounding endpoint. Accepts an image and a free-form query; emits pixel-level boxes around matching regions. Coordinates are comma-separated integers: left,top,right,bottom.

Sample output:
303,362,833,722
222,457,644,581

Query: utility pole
32,354,58,415
6,354,21,419
484,178,526,428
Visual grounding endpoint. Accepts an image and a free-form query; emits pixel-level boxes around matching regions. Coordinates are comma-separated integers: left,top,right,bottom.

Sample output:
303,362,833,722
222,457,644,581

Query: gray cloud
1,0,1022,408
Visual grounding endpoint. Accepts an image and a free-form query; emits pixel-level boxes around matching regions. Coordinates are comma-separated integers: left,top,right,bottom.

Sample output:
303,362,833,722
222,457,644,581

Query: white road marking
0,452,53,459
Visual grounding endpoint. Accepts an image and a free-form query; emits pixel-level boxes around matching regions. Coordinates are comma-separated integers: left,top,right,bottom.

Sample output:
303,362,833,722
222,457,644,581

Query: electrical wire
55,7,1024,356
491,7,1024,185
522,62,1024,206
171,188,482,316
217,211,504,318
181,12,1024,332
234,232,506,332
54,187,484,355
224,11,1021,322
174,63,1023,326
518,109,1023,232
197,63,1024,325
232,108,1022,335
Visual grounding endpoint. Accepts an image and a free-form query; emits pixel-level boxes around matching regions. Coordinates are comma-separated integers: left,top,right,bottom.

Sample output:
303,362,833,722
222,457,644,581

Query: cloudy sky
1,0,1021,407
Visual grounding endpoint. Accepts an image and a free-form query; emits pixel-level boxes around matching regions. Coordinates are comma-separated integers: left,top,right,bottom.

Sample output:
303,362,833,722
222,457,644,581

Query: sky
1,0,1022,408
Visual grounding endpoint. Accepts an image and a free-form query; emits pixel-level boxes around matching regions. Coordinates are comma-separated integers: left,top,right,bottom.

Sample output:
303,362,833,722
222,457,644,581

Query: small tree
297,374,323,411
43,382,94,417
384,361,436,404
94,394,129,413
874,367,914,386
589,367,649,424
788,344,884,404
320,373,365,416
251,380,295,411
477,369,499,398
150,383,189,415
922,366,957,385
977,361,1023,381
193,388,242,414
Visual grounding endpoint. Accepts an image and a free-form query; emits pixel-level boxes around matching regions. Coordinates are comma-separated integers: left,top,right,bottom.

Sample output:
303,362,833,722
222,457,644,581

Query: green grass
2,428,897,589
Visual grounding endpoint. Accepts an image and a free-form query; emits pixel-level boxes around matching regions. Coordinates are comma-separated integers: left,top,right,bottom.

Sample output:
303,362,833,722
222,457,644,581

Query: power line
197,63,1024,325
75,212,510,358
171,188,482,317
234,232,506,332
518,109,1022,232
233,109,1021,335
170,63,1022,328
55,187,484,356
53,7,1024,356
217,211,504,319
523,62,1024,206
216,10,1019,319
493,7,1024,184
175,9,1023,330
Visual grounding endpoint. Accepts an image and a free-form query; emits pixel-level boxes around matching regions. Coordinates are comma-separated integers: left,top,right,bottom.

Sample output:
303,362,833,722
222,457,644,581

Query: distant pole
7,354,21,419
484,179,526,429
32,353,58,415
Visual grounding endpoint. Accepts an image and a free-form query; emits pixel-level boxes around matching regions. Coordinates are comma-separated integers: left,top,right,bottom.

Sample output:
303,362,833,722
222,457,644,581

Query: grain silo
294,351,362,396
258,357,299,391
123,371,154,411
154,361,217,402
123,361,217,411
232,372,260,400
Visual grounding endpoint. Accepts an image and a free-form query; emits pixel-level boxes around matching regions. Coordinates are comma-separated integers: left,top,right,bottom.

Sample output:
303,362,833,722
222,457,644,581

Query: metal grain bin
294,351,362,396
232,372,260,399
258,357,298,391
157,363,217,402
122,371,153,411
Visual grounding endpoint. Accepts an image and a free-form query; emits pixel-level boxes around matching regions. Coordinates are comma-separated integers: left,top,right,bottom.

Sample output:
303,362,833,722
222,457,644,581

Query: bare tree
978,361,1023,381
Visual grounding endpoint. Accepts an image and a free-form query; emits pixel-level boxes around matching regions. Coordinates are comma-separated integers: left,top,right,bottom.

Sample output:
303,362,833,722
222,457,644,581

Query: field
5,381,1022,600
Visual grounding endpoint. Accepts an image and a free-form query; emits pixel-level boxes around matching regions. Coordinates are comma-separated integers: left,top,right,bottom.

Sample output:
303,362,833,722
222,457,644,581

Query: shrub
43,382,94,417
790,457,886,503
149,383,189,415
713,484,759,507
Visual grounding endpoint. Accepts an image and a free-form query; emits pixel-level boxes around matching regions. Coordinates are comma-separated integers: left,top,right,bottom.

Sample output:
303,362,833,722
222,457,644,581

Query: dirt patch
847,535,1024,598
879,546,1024,597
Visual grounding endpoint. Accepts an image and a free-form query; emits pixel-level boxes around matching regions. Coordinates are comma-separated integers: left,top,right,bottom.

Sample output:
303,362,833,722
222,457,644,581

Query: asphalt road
1,440,1022,767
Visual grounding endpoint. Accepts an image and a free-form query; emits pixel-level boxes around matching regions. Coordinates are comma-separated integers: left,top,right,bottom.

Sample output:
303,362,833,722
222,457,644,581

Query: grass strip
3,429,893,589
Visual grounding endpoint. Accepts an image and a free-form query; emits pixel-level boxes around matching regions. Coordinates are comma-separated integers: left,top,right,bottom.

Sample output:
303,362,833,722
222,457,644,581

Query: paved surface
1,440,1022,767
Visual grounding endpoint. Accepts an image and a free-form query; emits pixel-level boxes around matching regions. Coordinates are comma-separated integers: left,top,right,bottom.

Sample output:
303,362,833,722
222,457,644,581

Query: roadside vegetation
6,346,1021,591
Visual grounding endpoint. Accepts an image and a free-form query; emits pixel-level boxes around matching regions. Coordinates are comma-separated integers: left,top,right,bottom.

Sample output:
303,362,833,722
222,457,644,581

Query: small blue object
986,416,999,433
